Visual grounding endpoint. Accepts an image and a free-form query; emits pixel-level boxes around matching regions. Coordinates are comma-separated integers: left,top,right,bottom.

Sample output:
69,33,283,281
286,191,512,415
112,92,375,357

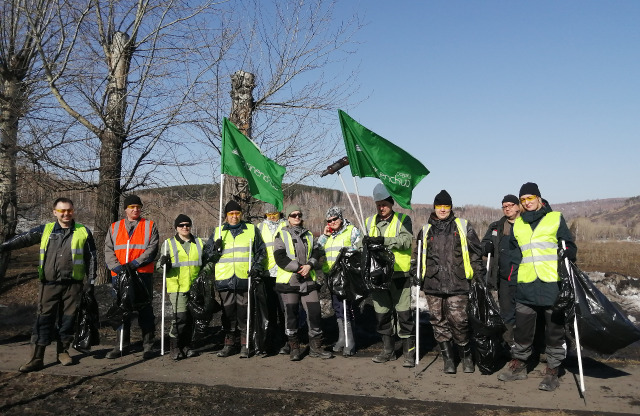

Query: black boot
439,341,456,374
308,336,333,359
57,340,73,366
239,336,250,359
170,338,181,360
289,336,301,361
402,337,416,368
217,334,237,357
372,335,396,363
19,344,46,373
106,328,130,359
142,331,155,360
279,342,291,355
459,343,475,373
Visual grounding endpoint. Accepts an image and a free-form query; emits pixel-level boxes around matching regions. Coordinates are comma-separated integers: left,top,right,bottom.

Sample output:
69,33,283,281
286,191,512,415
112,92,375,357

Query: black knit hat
519,182,541,198
434,189,452,206
502,194,519,205
174,214,192,228
123,194,143,207
224,200,242,215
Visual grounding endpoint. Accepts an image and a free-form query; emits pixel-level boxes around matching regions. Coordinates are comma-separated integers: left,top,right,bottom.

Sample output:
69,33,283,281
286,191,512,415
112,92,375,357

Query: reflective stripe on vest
419,218,473,279
513,212,561,283
165,237,204,293
257,221,285,270
110,218,155,276
365,212,411,272
276,229,316,284
215,224,256,281
39,222,89,281
322,224,353,273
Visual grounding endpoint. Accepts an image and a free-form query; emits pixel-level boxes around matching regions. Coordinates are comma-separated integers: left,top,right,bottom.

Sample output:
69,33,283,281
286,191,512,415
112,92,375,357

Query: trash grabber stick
343,299,349,350
246,238,252,352
486,252,491,284
562,240,585,394
337,171,366,232
160,241,168,356
351,177,367,233
416,239,421,366
121,240,130,355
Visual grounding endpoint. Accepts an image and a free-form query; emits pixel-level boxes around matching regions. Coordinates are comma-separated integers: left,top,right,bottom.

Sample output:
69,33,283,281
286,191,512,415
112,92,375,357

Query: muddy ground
1,249,640,415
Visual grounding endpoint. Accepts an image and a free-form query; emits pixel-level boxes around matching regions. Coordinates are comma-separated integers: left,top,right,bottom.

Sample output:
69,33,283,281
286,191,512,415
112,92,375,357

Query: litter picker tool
562,240,586,396
246,238,253,355
415,239,422,366
121,240,130,356
160,241,168,356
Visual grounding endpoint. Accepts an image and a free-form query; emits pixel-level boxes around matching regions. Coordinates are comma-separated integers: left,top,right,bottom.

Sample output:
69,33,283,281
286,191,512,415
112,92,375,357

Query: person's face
376,201,393,218
502,202,521,220
326,216,342,232
226,211,242,225
176,222,192,238
288,211,303,226
125,204,142,221
53,202,74,228
265,212,281,222
434,204,451,220
519,194,540,212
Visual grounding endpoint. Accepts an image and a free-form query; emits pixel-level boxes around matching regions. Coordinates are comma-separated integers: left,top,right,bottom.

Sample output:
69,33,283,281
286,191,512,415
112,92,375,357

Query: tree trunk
0,77,22,278
95,32,131,284
226,70,255,216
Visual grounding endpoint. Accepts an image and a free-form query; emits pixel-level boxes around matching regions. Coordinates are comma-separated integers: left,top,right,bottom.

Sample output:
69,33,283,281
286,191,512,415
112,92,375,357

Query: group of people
1,180,576,392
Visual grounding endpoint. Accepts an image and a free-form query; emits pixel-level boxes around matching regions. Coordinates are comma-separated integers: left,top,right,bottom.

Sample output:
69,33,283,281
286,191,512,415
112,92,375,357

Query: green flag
222,118,286,210
339,110,429,209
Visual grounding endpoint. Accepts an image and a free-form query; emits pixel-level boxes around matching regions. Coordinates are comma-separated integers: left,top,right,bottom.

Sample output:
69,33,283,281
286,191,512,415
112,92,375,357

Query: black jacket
481,216,515,289
508,204,577,307
413,212,485,296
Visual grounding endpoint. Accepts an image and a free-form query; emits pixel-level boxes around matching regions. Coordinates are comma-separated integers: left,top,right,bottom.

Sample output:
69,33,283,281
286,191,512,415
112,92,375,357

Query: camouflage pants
425,294,470,345
371,276,414,338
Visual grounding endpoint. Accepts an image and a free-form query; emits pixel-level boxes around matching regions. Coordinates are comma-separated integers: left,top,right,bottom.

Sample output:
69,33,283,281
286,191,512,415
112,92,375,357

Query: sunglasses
502,203,516,209
55,209,74,214
520,195,538,203
289,213,303,219
127,205,142,210
177,223,191,228
326,217,340,223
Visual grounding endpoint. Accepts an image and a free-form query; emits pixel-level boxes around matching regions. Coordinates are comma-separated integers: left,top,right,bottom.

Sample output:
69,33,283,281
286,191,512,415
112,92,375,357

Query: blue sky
316,1,640,208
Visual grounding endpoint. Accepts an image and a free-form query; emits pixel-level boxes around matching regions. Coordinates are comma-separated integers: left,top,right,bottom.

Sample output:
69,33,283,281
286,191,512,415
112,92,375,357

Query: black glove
213,238,223,254
248,268,262,283
558,248,568,261
483,240,494,256
363,236,384,245
83,281,94,295
124,262,137,276
159,255,172,269
410,272,422,288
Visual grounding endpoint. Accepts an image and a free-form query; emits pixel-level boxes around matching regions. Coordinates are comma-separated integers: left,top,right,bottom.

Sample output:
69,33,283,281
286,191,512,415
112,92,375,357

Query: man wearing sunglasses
0,197,96,372
104,194,159,360
481,194,521,347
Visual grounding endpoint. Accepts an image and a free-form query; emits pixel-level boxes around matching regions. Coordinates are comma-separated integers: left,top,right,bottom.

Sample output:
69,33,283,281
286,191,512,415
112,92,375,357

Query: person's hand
248,268,262,283
410,272,422,288
558,247,568,261
213,238,223,254
323,225,332,236
483,240,494,256
83,281,94,295
159,255,172,268
363,236,384,245
124,262,136,276
298,264,311,277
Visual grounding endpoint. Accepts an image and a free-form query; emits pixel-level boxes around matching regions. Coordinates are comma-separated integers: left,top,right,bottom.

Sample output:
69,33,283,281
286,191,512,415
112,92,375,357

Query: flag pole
218,174,225,237
351,177,367,234
562,240,585,395
336,171,366,232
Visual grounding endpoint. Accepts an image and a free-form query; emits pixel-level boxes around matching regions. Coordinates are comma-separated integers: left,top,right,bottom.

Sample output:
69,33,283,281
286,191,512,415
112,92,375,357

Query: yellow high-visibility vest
365,212,411,272
420,218,473,279
513,212,561,283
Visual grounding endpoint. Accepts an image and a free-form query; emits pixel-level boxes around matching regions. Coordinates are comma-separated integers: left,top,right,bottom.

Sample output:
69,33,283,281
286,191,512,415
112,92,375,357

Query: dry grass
576,240,640,278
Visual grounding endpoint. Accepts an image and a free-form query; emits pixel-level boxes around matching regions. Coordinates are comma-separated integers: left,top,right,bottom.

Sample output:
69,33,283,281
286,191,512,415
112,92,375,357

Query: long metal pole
121,240,130,355
160,241,168,356
351,177,367,232
343,299,349,350
246,238,252,353
336,172,366,232
562,240,585,394
416,239,421,365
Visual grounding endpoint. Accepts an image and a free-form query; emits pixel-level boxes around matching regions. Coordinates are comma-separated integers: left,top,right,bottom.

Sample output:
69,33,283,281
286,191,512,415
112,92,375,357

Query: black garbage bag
187,274,221,339
105,269,135,328
252,276,272,353
468,277,507,375
556,260,640,355
362,242,395,292
328,248,366,301
73,290,100,351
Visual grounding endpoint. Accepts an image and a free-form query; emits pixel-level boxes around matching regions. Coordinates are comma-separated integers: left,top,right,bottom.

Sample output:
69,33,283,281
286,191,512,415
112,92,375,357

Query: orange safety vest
110,218,155,276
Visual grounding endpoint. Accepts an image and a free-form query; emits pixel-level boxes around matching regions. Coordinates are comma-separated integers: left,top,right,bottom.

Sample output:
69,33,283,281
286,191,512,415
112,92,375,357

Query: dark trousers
32,281,83,346
219,290,248,337
280,290,322,339
512,302,566,368
332,294,354,322
371,276,414,338
498,280,517,325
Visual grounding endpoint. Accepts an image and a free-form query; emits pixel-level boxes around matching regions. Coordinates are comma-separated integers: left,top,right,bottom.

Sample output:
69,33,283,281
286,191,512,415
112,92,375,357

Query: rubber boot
343,320,355,357
402,337,416,368
333,319,346,353
497,359,528,381
538,366,560,391
289,336,301,361
57,340,73,366
170,338,181,361
439,341,456,374
279,342,291,355
184,336,200,358
217,334,237,357
142,331,155,360
308,336,333,359
19,345,46,373
239,336,250,359
106,328,130,359
459,343,475,373
372,335,396,363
